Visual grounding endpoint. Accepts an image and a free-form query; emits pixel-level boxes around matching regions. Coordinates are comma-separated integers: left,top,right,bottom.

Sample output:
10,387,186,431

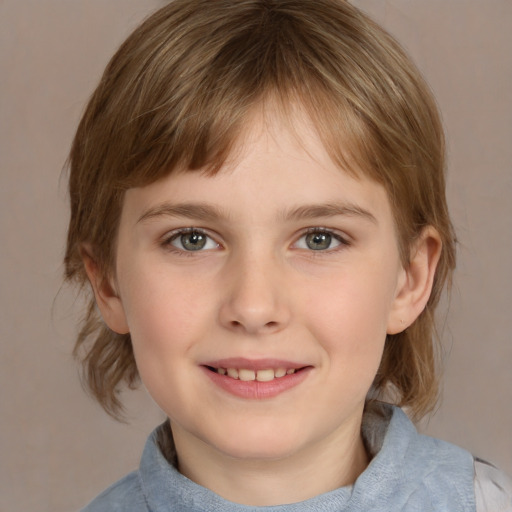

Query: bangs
88,0,389,190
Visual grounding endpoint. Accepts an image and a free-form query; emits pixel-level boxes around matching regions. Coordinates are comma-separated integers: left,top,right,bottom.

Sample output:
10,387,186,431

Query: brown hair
65,0,456,420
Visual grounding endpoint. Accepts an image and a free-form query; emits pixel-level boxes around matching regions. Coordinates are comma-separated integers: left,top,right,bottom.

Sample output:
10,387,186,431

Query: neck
170,415,369,507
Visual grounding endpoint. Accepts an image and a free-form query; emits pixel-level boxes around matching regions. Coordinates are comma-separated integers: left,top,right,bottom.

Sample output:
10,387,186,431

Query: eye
167,229,219,252
295,229,347,251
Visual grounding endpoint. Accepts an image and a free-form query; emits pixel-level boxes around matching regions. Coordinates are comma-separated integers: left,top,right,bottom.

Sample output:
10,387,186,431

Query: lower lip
202,367,312,399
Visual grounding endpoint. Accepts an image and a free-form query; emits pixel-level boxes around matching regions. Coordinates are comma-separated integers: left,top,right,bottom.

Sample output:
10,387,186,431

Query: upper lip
201,358,309,371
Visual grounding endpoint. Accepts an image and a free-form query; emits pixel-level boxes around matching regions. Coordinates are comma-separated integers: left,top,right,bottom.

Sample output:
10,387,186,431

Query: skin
85,109,441,506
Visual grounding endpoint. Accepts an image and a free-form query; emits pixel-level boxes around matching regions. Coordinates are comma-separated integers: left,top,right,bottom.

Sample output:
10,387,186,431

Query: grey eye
171,231,216,251
305,232,333,250
181,232,206,250
294,230,344,251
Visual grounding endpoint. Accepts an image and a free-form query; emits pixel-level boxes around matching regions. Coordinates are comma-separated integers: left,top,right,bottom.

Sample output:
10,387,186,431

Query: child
64,0,512,510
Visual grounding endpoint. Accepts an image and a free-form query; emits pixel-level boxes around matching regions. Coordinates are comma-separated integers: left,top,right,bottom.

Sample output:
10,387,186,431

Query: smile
202,360,311,399
209,367,297,382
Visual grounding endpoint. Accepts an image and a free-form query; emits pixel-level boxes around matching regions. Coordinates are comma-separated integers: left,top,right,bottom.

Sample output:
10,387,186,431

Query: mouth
201,359,312,399
205,366,301,382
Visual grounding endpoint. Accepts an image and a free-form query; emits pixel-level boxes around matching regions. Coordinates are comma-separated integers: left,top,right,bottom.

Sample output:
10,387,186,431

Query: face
104,111,409,464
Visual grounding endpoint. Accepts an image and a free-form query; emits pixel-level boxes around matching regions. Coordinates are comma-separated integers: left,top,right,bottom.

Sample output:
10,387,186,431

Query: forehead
121,109,393,229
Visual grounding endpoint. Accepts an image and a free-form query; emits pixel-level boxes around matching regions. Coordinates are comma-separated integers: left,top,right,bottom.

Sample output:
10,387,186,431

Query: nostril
228,319,281,329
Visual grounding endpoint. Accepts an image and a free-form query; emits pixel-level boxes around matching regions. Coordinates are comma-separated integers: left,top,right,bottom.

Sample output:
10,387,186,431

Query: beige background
0,1,510,511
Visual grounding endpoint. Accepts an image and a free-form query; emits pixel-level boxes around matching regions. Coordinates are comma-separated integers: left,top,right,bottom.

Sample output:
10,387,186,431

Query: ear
387,227,442,334
80,244,130,335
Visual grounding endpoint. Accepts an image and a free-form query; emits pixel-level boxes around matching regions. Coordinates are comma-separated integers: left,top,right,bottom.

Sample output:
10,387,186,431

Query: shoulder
361,404,477,510
474,458,512,512
80,470,148,512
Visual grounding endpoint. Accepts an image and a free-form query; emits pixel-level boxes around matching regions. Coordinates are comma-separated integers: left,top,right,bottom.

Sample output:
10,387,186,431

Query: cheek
120,260,209,332
301,267,395,372
118,270,212,413
117,268,206,371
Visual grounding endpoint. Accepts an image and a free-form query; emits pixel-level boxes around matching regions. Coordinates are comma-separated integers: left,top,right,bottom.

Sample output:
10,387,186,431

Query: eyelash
161,228,220,256
296,227,351,253
160,226,351,256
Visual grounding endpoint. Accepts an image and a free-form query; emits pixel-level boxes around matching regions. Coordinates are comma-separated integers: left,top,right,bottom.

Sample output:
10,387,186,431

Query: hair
65,0,456,421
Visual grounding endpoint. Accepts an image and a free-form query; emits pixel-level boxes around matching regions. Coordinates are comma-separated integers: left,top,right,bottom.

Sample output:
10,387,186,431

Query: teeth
256,369,275,382
275,368,287,378
216,367,296,381
226,368,239,379
239,369,256,381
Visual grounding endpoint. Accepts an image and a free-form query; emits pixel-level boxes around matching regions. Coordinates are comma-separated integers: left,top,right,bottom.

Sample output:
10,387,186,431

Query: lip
201,358,312,400
203,357,306,371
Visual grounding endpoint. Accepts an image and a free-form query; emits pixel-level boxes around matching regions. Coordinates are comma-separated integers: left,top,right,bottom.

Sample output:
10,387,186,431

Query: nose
218,249,291,335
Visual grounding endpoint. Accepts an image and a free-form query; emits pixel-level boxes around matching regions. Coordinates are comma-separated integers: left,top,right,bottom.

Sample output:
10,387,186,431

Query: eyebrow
137,201,377,224
137,202,226,224
281,203,377,224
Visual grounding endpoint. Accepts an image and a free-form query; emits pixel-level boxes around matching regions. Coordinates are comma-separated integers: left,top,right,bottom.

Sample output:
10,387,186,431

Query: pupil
182,232,206,250
306,232,331,250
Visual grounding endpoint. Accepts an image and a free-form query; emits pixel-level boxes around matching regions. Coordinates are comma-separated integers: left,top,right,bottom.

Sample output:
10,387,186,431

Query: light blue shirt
81,403,481,511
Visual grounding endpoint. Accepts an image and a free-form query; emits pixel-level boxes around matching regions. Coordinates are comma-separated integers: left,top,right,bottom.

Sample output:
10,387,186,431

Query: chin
220,439,301,462
207,422,308,462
